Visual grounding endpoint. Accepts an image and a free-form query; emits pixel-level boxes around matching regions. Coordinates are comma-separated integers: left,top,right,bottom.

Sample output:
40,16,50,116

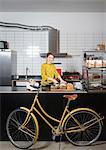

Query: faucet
25,67,29,80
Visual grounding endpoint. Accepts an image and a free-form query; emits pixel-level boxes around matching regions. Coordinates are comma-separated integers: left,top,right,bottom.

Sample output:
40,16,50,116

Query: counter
0,86,106,141
0,86,87,93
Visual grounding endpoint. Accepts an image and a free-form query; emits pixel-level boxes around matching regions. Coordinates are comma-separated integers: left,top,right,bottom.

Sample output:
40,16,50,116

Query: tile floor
0,141,106,150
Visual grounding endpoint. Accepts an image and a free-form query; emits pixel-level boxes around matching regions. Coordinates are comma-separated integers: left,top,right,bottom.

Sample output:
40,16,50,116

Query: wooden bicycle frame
21,92,104,136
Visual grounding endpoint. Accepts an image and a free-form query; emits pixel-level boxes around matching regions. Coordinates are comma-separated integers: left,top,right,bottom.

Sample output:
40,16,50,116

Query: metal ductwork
40,29,71,58
0,22,71,58
0,21,55,31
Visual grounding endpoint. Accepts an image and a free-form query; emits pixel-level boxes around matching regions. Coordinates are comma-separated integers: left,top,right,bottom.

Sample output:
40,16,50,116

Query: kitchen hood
40,52,69,57
40,29,71,58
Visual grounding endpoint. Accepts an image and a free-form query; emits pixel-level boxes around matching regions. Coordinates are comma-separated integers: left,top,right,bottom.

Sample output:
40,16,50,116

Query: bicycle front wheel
63,108,102,146
6,108,39,149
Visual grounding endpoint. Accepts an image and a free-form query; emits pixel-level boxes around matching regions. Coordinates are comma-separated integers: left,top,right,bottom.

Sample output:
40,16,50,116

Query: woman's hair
46,52,55,58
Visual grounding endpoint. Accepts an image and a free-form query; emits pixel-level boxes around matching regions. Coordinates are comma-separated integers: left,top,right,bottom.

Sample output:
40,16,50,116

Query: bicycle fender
62,107,103,127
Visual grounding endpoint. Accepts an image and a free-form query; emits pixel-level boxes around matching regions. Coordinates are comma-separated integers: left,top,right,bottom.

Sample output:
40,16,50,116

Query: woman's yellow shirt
41,63,59,85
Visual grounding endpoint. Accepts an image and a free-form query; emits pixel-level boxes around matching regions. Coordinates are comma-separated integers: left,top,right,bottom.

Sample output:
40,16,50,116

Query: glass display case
82,50,106,91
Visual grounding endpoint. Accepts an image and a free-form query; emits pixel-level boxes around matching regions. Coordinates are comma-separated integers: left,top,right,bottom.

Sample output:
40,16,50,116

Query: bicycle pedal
52,135,62,142
52,135,56,141
55,136,61,142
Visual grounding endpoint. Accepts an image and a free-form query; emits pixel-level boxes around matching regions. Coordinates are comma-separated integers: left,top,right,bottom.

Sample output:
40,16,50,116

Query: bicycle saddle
63,94,78,101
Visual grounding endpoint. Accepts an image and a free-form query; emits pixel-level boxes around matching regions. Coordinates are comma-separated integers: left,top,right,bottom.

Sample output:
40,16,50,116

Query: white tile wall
0,29,105,75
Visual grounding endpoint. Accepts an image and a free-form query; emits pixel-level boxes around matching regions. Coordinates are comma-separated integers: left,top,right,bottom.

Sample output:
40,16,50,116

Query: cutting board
51,88,74,92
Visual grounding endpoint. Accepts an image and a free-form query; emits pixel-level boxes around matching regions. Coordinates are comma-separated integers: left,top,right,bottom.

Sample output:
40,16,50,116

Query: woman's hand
58,75,67,84
52,79,59,84
48,77,58,84
60,79,67,84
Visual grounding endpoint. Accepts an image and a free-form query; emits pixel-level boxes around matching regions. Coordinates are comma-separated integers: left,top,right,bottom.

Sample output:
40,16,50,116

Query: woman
41,52,66,85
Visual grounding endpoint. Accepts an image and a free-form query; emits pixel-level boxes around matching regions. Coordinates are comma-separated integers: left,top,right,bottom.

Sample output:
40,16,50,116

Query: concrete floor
0,141,106,150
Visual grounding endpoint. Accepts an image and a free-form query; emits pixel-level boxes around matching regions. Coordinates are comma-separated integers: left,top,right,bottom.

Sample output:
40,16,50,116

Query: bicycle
6,89,104,149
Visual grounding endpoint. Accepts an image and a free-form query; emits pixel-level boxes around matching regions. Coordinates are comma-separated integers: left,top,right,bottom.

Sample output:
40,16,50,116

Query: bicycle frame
21,91,104,136
21,91,82,135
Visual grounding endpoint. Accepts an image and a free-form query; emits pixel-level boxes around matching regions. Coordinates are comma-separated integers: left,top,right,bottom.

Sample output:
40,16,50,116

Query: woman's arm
58,74,67,84
54,65,67,84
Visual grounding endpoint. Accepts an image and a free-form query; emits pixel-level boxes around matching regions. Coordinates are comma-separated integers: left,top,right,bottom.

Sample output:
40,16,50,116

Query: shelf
83,50,106,91
86,67,106,70
84,50,106,53
12,78,41,87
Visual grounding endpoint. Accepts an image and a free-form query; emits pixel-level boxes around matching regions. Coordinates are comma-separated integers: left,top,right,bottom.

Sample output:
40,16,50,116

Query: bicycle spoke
6,108,39,149
64,109,102,146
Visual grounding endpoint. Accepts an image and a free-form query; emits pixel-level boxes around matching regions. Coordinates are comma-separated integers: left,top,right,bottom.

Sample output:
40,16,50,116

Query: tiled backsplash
0,29,105,75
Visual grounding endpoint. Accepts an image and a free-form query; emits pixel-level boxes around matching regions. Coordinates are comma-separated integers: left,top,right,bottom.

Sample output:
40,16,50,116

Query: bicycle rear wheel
64,108,102,146
6,108,39,149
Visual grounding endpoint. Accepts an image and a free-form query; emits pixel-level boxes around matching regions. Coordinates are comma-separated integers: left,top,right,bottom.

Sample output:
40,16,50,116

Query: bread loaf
66,83,74,91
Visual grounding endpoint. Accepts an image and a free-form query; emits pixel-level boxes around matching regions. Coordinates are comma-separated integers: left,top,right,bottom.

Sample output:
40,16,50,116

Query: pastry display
103,60,106,67
86,60,95,68
95,60,102,67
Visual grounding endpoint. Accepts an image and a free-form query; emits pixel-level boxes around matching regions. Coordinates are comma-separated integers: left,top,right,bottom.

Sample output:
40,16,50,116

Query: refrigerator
0,50,17,86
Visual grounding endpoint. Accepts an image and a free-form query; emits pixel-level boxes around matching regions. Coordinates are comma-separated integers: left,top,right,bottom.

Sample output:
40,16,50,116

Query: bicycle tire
6,108,39,149
63,108,102,146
